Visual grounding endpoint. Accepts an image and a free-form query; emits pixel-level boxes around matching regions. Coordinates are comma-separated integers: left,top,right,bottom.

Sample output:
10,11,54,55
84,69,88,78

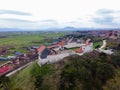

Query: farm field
0,32,66,47
0,32,66,53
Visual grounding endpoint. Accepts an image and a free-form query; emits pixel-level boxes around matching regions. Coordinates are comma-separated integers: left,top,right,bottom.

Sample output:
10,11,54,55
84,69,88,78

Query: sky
0,0,120,30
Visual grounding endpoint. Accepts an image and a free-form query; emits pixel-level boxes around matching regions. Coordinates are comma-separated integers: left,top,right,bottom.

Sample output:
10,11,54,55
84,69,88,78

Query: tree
59,56,115,90
34,75,43,90
96,63,115,84
95,44,101,49
111,55,120,67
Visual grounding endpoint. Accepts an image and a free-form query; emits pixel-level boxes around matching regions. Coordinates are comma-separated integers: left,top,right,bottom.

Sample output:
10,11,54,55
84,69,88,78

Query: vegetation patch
93,41,102,49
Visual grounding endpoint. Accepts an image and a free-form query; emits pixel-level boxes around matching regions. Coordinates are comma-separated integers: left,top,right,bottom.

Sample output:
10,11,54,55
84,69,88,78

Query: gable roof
38,46,46,53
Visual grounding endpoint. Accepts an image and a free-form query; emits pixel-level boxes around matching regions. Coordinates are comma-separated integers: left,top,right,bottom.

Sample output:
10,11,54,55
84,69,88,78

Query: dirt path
99,40,106,50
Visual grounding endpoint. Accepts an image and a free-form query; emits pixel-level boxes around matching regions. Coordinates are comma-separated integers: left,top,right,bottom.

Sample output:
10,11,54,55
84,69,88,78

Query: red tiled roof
38,46,46,53
75,47,84,53
0,65,12,75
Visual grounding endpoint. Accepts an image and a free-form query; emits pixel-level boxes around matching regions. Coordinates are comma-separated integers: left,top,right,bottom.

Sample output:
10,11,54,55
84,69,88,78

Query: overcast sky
0,0,120,30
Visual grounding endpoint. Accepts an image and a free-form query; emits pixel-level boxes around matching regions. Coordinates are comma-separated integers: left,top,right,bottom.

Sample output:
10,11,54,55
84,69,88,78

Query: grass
93,41,102,49
0,60,9,66
68,47,80,50
10,62,36,90
9,61,55,90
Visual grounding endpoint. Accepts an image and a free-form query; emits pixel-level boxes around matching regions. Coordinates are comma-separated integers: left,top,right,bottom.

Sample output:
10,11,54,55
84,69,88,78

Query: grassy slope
10,62,35,90
9,57,120,90
9,61,57,90
9,61,56,90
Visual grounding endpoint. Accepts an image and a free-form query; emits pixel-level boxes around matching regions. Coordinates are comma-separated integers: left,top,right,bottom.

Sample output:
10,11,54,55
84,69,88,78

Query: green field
0,33,66,47
0,32,66,54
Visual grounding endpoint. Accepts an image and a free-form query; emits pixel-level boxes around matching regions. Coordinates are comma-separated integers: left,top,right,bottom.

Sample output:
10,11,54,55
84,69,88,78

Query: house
38,46,46,53
82,45,93,53
14,52,23,57
0,64,12,75
75,47,84,53
38,50,76,66
85,39,91,45
109,34,118,39
38,46,51,59
75,44,93,54
47,40,66,51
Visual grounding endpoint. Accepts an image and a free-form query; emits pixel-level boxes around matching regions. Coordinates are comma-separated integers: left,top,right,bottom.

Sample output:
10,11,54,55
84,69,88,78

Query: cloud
0,18,33,23
0,18,58,24
96,9,120,16
90,9,120,28
0,8,120,30
39,19,58,25
96,9,115,15
0,10,32,16
0,18,59,30
40,19,57,22
92,16,114,25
